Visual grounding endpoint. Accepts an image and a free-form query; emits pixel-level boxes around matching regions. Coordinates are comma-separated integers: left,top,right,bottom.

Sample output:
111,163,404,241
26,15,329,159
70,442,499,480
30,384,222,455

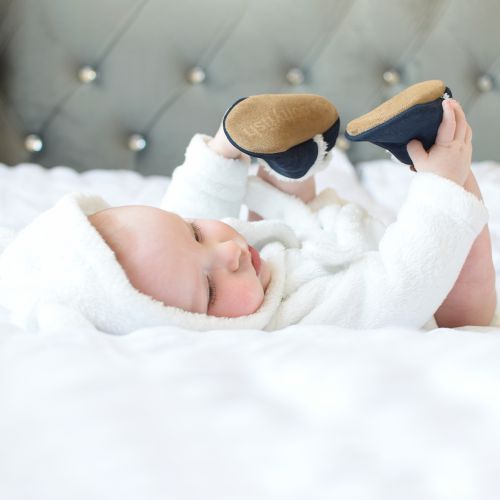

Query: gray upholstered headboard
0,0,499,176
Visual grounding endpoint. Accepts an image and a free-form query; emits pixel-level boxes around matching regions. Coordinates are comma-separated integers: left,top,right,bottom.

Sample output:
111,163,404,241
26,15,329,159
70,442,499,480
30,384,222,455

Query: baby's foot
223,94,340,182
345,80,452,166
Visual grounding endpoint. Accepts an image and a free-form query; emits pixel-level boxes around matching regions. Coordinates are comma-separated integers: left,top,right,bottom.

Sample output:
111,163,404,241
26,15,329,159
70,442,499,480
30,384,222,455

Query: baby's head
88,206,271,317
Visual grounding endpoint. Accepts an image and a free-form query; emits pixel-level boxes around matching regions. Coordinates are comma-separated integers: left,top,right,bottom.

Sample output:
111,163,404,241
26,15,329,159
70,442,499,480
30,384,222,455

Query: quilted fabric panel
0,0,498,174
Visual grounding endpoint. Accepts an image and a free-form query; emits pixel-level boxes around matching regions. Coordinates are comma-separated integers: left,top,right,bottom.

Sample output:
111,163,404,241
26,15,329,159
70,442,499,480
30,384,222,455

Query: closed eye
191,222,203,243
207,276,216,307
189,221,216,308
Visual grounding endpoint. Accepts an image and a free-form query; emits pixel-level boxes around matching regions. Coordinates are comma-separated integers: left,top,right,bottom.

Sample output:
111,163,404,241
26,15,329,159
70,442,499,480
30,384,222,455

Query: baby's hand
407,99,472,186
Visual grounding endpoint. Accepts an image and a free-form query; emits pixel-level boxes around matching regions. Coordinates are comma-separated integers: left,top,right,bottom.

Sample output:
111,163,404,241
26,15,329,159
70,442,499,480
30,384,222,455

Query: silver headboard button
382,68,401,86
186,66,206,84
335,135,350,152
78,65,98,84
128,134,147,152
286,67,305,86
24,134,43,153
476,74,494,93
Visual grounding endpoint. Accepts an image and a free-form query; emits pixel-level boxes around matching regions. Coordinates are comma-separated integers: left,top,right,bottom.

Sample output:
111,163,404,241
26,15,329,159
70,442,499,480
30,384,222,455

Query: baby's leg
434,171,497,327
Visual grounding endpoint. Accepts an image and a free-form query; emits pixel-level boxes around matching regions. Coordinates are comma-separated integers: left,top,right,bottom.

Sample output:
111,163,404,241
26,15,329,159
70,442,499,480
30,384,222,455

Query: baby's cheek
214,277,264,318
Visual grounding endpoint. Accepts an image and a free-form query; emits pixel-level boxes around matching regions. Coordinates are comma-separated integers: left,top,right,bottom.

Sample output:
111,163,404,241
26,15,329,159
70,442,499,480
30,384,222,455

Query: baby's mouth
248,245,261,275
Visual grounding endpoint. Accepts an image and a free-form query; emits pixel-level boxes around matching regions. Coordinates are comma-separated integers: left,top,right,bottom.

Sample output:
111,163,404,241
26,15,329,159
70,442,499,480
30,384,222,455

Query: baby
0,91,496,334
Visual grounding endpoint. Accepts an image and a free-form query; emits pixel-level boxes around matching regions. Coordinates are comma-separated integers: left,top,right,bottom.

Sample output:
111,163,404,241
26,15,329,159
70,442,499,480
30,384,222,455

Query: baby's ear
33,302,98,334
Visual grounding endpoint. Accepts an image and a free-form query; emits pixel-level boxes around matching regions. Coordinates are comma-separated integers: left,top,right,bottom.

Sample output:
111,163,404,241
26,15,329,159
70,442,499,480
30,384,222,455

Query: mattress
1,150,500,500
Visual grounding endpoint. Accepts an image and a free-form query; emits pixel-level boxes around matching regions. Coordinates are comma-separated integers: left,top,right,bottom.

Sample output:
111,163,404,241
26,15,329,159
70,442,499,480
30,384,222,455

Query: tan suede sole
224,94,339,154
346,80,447,136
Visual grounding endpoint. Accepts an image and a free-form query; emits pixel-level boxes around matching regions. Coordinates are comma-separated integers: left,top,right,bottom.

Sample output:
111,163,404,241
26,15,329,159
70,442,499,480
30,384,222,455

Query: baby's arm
160,121,316,221
159,128,250,219
408,99,496,327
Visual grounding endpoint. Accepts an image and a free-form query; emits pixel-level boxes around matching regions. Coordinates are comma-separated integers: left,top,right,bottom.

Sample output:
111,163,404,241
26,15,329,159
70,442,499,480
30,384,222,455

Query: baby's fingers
450,99,467,143
435,99,455,145
465,123,473,144
407,139,427,166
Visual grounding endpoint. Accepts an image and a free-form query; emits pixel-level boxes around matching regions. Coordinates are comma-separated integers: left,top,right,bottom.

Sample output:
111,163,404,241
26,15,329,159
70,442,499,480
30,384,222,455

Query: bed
2,152,500,499
1,1,500,499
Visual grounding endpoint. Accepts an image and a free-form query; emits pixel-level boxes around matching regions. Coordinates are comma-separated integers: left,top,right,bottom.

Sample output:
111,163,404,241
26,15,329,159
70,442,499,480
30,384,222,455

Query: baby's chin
259,258,272,292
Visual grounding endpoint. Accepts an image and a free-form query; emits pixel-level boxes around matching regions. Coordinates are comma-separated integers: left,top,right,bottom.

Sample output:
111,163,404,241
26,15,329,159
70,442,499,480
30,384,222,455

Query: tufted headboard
0,0,499,176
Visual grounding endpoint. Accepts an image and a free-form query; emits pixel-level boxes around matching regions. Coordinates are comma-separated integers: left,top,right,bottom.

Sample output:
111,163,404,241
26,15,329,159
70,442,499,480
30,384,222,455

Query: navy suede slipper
223,94,340,181
345,80,452,165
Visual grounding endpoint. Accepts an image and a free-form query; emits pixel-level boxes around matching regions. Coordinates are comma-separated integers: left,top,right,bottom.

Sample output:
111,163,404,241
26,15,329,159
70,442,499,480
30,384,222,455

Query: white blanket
1,152,500,500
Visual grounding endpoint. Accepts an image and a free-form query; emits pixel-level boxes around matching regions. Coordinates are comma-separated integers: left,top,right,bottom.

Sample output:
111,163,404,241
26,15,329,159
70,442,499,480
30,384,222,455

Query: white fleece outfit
162,134,489,331
0,134,489,334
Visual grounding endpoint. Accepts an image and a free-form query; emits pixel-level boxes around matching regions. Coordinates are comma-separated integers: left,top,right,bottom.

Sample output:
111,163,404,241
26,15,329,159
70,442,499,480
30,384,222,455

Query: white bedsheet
1,152,500,500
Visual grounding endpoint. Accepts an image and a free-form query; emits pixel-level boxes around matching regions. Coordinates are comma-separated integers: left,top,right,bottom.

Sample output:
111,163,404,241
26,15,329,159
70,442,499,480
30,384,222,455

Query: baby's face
89,206,271,317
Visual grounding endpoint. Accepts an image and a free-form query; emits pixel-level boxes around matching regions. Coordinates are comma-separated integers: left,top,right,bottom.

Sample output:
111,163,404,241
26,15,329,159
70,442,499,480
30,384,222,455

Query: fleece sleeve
268,172,490,330
159,134,250,219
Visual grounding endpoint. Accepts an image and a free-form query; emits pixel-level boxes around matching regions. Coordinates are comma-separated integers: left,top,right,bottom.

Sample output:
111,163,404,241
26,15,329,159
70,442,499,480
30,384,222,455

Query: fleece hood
0,193,287,334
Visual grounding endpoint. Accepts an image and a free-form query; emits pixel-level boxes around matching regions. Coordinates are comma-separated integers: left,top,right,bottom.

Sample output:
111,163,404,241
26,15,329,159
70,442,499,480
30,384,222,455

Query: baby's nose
213,240,247,272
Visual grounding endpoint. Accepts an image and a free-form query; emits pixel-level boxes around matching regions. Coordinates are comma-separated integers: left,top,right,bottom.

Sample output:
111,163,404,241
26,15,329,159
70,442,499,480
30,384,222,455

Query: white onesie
161,133,489,331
